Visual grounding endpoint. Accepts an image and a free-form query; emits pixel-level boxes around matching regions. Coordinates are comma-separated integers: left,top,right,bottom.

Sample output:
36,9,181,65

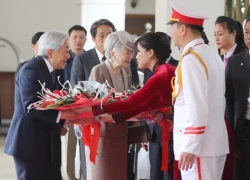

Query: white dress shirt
223,43,237,60
95,47,105,63
43,57,68,127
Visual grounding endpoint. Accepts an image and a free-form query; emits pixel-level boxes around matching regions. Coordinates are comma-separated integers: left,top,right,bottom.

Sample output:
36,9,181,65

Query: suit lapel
90,48,101,65
169,57,178,67
236,51,250,114
37,56,54,90
233,45,246,56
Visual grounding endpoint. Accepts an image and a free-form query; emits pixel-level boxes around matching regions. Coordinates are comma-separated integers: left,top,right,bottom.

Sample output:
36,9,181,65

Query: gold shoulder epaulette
182,47,191,57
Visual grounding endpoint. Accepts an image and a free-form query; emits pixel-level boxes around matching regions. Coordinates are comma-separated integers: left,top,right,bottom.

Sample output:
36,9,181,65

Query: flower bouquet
27,80,115,119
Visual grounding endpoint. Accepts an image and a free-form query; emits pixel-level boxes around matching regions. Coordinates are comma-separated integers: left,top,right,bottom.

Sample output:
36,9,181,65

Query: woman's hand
68,117,93,125
61,109,78,120
72,106,92,114
98,114,115,123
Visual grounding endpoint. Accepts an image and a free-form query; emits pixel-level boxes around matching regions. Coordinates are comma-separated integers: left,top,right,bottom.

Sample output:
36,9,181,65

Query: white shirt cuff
63,120,69,128
56,112,61,123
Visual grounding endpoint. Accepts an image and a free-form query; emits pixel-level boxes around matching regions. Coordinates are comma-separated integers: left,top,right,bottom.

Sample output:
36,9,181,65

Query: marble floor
0,135,16,180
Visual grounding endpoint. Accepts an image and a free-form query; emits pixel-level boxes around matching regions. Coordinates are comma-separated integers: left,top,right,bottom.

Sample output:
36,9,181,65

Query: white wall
126,0,155,15
0,0,81,71
0,0,224,71
81,0,126,51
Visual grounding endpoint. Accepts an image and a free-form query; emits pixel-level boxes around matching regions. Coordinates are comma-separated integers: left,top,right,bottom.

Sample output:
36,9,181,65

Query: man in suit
142,32,178,180
225,46,250,178
61,25,87,180
4,31,80,180
15,31,44,77
71,19,116,85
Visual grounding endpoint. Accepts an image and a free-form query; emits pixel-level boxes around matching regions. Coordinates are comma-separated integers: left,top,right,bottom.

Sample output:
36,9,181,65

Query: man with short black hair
226,17,250,180
61,24,87,180
71,19,116,85
15,31,44,77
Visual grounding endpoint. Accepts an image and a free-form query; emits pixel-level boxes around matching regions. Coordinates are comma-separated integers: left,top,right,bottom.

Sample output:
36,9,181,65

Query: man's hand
61,110,78,120
179,152,195,171
60,128,68,136
98,114,115,123
141,142,148,152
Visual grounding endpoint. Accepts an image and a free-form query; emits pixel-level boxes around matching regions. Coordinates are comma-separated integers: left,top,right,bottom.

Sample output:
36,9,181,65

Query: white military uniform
173,38,229,180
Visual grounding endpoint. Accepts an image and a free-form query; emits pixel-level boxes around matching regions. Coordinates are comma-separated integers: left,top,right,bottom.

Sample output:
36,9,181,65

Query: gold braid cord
171,48,208,104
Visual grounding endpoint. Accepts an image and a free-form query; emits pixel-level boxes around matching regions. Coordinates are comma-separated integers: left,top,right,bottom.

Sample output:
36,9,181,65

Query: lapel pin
240,63,243,65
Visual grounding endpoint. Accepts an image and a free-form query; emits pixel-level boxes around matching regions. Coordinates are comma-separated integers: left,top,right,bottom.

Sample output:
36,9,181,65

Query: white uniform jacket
173,38,229,160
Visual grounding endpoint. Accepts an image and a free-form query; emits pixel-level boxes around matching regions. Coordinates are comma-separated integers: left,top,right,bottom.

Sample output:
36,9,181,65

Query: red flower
53,90,67,96
42,101,54,107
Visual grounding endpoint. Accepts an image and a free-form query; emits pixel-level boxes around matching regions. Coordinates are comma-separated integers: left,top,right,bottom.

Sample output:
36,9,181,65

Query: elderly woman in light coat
86,30,136,180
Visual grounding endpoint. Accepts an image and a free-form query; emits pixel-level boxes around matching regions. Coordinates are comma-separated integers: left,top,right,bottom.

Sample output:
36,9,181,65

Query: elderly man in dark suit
4,31,81,180
142,32,178,180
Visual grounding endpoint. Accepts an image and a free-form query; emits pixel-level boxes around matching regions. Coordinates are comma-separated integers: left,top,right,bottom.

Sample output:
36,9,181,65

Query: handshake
60,106,115,126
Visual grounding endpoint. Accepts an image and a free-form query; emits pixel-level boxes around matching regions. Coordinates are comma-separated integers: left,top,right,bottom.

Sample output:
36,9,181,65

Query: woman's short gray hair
38,31,68,57
104,30,136,58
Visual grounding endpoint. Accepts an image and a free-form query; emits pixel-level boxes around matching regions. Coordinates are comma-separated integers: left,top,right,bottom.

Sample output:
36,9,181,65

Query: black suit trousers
14,157,59,180
149,131,174,180
234,122,250,180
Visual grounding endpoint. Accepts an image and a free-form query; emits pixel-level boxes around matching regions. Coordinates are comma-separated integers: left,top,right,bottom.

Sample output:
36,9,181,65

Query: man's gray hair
38,31,68,57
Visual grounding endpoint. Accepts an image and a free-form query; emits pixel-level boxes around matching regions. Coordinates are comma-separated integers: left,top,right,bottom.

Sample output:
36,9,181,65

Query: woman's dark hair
215,16,247,50
135,32,172,64
201,31,209,45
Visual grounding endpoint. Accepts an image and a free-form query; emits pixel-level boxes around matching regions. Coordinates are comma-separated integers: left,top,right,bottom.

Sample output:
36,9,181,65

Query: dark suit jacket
130,59,139,86
4,56,63,163
221,44,246,61
70,48,100,85
143,56,178,139
15,61,28,77
225,50,249,149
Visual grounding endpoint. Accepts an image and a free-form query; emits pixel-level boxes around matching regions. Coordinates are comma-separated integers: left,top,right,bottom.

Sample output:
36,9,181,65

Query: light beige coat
87,60,132,180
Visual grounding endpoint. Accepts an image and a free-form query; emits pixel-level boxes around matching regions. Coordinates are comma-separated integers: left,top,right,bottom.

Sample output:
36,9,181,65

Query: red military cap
167,0,208,26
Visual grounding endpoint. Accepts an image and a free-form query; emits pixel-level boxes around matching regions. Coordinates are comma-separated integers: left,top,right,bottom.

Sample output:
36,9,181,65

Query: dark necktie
101,56,106,62
51,70,58,90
